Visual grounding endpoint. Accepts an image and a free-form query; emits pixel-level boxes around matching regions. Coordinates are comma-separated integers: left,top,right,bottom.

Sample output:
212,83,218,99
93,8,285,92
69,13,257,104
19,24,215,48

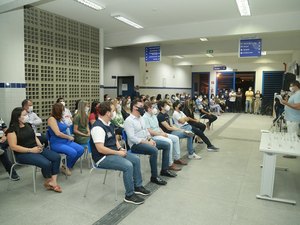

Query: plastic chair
83,156,119,201
79,140,92,170
7,148,38,193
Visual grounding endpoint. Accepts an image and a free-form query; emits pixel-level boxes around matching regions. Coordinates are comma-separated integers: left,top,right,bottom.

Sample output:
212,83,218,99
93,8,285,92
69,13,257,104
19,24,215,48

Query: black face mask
137,107,145,116
179,105,183,111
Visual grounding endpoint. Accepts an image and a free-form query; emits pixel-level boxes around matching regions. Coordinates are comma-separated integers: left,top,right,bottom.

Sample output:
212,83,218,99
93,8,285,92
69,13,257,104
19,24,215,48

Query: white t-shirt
90,118,110,144
172,111,188,128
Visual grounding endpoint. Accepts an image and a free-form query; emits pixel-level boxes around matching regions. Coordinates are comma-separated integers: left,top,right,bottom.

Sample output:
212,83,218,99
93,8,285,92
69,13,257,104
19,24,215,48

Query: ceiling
1,0,300,57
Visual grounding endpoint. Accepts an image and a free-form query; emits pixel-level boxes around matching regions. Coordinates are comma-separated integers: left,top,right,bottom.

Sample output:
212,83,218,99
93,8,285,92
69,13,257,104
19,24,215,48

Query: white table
256,131,300,205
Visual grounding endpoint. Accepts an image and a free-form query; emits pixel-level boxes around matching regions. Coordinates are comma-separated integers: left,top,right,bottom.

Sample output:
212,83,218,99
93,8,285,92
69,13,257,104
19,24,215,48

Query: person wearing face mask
22,99,48,147
121,97,131,120
56,97,73,135
143,102,186,171
111,99,125,135
124,99,174,186
6,107,62,192
48,103,84,176
73,100,90,145
253,90,263,114
91,101,150,204
236,88,243,113
245,87,254,113
280,81,300,134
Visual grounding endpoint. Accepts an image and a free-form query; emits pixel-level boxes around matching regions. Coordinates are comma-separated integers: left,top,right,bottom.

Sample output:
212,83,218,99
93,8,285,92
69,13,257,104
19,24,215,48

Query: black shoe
134,186,151,196
10,170,20,181
150,176,167,185
124,193,145,205
160,170,177,177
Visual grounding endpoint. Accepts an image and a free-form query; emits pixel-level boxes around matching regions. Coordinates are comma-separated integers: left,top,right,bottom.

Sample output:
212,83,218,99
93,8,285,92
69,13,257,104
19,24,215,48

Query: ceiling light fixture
206,54,214,58
236,0,251,16
261,51,267,55
104,47,113,50
174,55,184,59
200,37,208,41
77,0,105,11
112,15,143,29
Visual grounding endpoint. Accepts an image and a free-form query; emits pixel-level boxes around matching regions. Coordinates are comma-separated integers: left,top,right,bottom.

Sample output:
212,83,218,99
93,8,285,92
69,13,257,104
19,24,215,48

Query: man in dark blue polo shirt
90,101,150,205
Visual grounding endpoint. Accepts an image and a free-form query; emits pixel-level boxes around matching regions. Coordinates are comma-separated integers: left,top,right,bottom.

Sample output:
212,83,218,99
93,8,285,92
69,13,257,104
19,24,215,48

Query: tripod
271,111,286,132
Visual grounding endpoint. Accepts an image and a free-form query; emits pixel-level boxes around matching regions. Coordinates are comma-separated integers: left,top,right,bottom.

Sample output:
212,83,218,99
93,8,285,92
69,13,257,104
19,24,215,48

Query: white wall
0,9,25,123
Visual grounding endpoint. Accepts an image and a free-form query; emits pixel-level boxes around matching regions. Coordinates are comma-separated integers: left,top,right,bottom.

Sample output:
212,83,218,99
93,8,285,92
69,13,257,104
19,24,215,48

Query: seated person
121,97,131,120
209,94,223,116
157,100,201,160
90,101,150,205
173,101,219,152
89,101,100,126
0,117,19,180
47,103,84,176
111,99,125,135
22,99,48,147
124,99,175,186
199,97,217,130
182,99,206,133
6,107,61,192
56,97,73,135
143,102,187,171
73,100,90,145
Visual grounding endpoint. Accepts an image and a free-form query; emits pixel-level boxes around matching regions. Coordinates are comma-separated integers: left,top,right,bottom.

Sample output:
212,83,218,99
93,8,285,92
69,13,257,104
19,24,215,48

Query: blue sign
213,65,227,70
145,46,161,62
239,39,262,57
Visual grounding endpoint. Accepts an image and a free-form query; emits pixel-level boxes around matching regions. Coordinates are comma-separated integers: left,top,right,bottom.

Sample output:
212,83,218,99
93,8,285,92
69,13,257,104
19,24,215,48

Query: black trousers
0,141,14,173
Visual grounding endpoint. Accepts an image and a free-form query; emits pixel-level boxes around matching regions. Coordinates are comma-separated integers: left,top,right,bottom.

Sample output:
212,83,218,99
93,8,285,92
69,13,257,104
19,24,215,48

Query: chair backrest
9,148,18,164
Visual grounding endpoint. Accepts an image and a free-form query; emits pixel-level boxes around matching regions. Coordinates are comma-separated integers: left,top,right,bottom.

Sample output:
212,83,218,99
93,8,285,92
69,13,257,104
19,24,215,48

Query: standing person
47,103,84,176
56,97,73,135
228,89,236,112
235,88,243,113
22,99,48,147
73,100,90,145
90,101,150,204
0,117,20,180
245,87,254,113
124,99,174,186
6,107,62,192
280,81,300,134
253,90,263,114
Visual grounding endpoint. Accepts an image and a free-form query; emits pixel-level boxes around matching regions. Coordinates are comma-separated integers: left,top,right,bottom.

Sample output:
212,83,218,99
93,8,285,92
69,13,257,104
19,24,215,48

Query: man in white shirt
90,101,150,205
143,102,187,171
22,99,48,147
124,99,176,186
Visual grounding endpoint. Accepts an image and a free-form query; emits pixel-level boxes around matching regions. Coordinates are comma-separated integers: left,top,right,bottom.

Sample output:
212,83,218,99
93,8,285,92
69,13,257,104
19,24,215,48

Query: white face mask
152,108,158,115
28,106,33,113
164,105,170,112
127,103,130,108
111,111,116,120
61,101,65,107
85,107,90,114
20,115,29,124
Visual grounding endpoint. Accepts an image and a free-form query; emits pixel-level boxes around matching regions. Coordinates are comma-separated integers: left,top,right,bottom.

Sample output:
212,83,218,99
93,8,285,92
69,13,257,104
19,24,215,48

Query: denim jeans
245,100,252,113
16,147,61,178
97,153,142,197
153,134,180,165
171,125,194,155
131,141,169,178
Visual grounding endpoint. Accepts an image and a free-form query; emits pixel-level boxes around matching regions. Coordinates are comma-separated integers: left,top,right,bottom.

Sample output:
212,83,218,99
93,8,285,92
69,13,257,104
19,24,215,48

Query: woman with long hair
6,107,62,192
73,100,90,144
47,103,84,176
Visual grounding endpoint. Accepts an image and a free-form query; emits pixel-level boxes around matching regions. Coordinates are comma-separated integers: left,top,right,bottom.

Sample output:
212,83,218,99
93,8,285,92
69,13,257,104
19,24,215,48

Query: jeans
152,134,180,165
0,142,14,173
97,153,142,197
50,141,84,168
15,147,61,178
171,125,194,155
245,100,252,113
131,142,169,178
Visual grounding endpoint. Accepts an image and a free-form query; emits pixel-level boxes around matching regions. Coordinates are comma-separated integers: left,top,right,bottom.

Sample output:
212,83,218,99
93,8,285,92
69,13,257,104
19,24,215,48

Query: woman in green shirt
73,100,90,144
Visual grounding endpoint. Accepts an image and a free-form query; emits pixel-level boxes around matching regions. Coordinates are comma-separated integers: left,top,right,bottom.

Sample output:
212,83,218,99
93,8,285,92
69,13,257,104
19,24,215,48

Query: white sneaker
188,153,202,160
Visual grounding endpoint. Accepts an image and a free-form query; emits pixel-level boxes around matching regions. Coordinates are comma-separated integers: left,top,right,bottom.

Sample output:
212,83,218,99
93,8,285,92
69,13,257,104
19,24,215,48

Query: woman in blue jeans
48,103,84,176
6,107,62,192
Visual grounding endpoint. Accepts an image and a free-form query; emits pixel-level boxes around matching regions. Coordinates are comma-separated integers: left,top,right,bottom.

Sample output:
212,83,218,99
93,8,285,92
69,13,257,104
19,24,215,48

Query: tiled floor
1,113,299,225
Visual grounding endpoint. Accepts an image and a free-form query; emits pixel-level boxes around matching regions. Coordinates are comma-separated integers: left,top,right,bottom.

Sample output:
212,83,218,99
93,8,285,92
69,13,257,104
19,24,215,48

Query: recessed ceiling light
261,51,267,55
206,54,214,58
200,37,208,41
236,0,251,16
76,0,105,10
112,15,143,29
104,47,113,50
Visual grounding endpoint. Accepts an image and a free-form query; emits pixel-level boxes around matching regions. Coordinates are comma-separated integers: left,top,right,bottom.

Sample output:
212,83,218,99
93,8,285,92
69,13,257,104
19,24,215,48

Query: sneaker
10,170,20,181
134,186,151,196
207,145,219,152
184,131,194,137
188,153,202,160
124,193,145,205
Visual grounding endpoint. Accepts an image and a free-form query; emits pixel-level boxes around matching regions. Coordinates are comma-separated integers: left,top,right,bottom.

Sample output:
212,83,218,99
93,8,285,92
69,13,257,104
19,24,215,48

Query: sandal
50,185,62,193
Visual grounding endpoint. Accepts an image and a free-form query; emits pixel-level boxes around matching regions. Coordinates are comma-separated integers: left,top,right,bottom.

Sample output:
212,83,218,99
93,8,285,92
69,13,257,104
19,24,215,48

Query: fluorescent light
236,0,251,16
104,47,113,50
200,37,208,41
77,0,105,10
174,55,184,59
206,54,214,58
261,51,267,55
112,15,143,29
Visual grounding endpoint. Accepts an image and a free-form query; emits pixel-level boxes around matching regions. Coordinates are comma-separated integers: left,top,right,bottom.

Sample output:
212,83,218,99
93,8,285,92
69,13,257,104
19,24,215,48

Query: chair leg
33,166,37,193
84,168,94,197
80,155,83,174
114,171,118,201
103,170,108,184
7,164,17,191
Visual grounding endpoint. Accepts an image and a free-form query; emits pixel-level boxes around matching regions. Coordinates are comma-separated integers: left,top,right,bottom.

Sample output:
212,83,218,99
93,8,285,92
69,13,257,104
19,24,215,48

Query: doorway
117,76,134,97
192,72,210,97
